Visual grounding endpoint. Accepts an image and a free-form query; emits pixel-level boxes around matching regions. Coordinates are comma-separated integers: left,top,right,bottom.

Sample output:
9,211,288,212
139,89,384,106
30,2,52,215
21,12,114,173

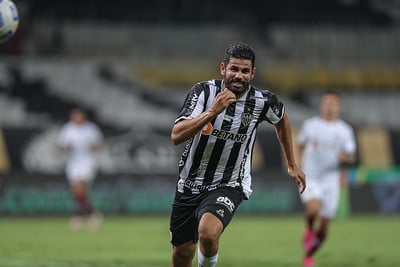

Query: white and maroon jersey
297,116,356,181
57,121,103,166
175,79,285,199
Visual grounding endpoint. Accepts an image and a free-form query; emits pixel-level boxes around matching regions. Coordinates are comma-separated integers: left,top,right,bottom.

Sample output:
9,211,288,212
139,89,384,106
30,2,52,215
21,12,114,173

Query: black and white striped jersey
174,79,285,199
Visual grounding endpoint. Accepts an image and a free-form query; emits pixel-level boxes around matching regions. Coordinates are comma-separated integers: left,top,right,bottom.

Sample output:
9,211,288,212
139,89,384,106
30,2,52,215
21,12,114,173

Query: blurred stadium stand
1,0,400,214
0,0,399,160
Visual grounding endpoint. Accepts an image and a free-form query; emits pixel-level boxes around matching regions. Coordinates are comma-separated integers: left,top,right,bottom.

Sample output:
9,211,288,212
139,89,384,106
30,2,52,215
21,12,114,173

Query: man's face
70,110,86,124
220,57,255,96
320,93,341,121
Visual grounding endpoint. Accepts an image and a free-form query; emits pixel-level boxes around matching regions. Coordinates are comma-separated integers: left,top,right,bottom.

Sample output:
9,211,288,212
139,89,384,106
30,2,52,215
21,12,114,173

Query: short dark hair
223,42,256,68
323,90,341,99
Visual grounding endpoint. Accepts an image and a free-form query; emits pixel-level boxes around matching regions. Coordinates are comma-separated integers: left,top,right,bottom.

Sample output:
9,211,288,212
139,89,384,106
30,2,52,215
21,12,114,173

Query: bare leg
196,212,223,266
171,241,196,267
302,199,322,267
70,180,93,216
307,217,330,256
305,199,321,230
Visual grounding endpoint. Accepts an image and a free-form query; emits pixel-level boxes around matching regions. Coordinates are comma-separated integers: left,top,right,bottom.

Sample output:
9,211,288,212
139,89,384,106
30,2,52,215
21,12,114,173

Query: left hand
288,165,306,194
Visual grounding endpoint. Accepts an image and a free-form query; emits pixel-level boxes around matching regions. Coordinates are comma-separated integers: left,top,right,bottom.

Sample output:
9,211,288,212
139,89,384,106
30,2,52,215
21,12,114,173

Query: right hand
209,88,237,115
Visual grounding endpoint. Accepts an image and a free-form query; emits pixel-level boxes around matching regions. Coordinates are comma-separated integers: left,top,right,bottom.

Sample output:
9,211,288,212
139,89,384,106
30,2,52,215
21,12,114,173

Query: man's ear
220,62,225,76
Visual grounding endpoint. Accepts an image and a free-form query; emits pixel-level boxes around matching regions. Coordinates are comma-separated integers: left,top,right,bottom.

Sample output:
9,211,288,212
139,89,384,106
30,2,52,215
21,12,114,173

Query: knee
198,226,219,247
306,200,321,216
198,213,223,248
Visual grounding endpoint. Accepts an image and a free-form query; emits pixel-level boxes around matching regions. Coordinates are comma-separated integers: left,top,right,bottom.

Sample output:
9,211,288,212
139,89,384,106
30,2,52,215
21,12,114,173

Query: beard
226,78,248,95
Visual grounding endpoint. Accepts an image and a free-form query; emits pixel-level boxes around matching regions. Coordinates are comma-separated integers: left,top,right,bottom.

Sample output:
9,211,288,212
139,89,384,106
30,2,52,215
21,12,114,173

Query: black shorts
169,187,244,246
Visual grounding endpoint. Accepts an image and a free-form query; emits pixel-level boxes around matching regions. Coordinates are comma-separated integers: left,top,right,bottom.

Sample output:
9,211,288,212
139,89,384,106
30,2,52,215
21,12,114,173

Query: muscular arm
274,113,306,193
171,110,216,145
171,88,236,145
296,144,305,167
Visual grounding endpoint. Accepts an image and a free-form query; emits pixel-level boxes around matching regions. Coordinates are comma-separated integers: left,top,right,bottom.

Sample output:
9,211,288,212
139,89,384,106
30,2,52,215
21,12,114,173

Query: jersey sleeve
263,93,285,125
57,124,71,147
90,123,104,145
342,124,356,154
297,119,310,146
175,83,206,123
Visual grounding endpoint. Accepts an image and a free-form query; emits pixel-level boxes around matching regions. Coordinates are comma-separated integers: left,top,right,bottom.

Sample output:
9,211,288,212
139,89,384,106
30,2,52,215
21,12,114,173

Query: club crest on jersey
241,113,253,126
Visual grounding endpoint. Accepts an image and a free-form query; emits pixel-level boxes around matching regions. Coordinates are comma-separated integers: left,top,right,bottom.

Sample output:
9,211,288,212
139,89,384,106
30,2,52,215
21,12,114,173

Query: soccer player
57,108,104,231
297,91,356,267
169,42,306,267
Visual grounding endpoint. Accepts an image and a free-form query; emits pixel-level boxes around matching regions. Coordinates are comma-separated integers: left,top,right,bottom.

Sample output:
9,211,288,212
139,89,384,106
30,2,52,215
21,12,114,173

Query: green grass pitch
0,215,399,267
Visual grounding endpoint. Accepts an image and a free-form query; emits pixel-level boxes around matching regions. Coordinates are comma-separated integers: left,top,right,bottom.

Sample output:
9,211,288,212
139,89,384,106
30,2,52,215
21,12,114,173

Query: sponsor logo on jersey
201,122,213,135
223,114,234,122
210,129,248,143
188,93,198,111
184,93,198,116
183,180,228,191
178,138,193,167
201,124,248,143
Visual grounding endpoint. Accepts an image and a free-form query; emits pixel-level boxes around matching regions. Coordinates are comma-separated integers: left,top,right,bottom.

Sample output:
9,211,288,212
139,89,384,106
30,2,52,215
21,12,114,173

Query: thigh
196,187,244,230
300,179,323,203
321,177,340,219
169,192,201,246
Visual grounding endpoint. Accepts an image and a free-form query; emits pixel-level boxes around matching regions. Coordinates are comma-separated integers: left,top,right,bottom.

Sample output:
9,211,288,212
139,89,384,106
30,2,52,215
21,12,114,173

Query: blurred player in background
169,42,306,267
297,90,356,267
57,107,104,231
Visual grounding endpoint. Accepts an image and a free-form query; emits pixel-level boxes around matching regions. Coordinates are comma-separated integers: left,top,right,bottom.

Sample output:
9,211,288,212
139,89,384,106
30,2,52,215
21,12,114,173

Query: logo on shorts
216,209,225,217
216,196,235,213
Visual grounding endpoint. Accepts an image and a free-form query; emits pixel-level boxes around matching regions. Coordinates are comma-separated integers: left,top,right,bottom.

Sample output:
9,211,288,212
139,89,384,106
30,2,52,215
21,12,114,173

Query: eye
229,66,240,72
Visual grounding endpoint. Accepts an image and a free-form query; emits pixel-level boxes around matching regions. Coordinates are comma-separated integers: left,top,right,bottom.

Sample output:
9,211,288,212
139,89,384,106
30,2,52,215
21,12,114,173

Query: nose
234,71,244,80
